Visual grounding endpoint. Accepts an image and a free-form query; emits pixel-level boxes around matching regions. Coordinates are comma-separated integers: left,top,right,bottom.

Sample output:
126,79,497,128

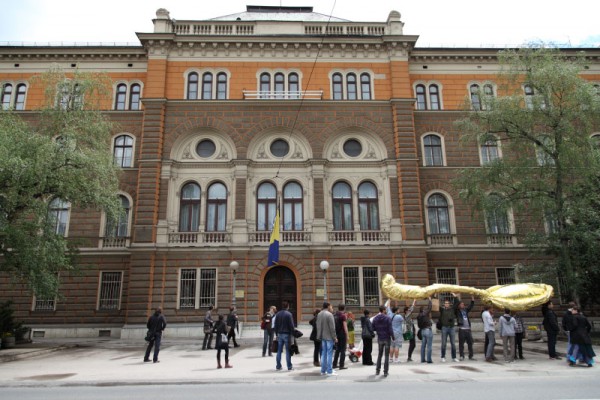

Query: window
544,210,560,235
535,136,555,166
524,84,535,109
179,183,201,232
332,73,343,100
97,271,123,310
343,139,362,157
422,134,444,166
196,139,216,158
283,182,303,231
427,194,450,234
33,296,56,312
115,84,127,110
216,73,227,100
257,71,300,99
470,83,494,110
178,268,217,309
58,82,82,110
260,73,271,98
275,73,285,98
480,137,500,165
288,73,299,99
416,84,426,110
114,83,142,110
113,135,134,168
360,73,371,100
332,181,353,231
187,72,199,100
436,268,457,303
358,182,379,230
1,83,27,110
105,195,130,238
48,198,70,236
343,266,380,306
496,268,516,285
414,82,442,110
485,194,510,234
206,182,227,232
429,84,440,110
202,73,213,99
130,84,141,110
346,73,357,100
270,139,289,157
331,71,373,100
257,182,277,231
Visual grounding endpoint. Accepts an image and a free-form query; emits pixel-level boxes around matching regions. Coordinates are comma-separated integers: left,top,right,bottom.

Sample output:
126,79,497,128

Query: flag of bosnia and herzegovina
267,211,280,267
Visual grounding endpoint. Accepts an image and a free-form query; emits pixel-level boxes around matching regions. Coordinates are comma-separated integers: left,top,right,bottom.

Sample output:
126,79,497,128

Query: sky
1,0,599,48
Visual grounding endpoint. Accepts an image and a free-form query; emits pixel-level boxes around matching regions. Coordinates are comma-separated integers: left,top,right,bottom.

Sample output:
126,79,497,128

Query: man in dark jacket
144,307,167,363
227,305,240,348
453,293,475,361
542,301,561,360
417,298,433,363
439,297,457,362
371,305,394,377
274,300,295,371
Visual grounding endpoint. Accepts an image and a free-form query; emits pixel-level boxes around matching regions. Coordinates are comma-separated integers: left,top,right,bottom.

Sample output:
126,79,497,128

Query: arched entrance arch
263,265,298,322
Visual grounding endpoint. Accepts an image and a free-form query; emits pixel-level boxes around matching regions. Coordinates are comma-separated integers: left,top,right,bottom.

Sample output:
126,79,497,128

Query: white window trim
98,192,134,248
423,190,457,244
49,198,71,237
342,265,381,307
96,271,124,311
112,81,144,111
110,133,137,168
467,81,496,110
478,134,503,166
176,267,218,310
183,68,231,100
328,69,374,100
420,132,447,167
1,80,28,110
255,69,304,95
413,81,444,110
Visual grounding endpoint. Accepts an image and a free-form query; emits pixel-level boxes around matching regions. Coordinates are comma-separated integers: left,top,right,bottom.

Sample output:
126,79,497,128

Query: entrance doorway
263,266,297,322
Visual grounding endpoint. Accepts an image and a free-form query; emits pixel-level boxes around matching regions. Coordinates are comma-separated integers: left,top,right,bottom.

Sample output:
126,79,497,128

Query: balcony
168,231,231,246
249,230,312,244
427,234,457,247
100,236,130,248
328,230,390,244
487,234,517,246
242,90,323,100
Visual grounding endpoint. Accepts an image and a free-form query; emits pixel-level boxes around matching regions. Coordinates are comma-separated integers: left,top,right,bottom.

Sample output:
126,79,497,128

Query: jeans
202,332,213,350
502,335,515,361
547,330,558,358
407,337,416,360
320,339,335,374
262,329,274,356
485,331,496,360
144,333,162,362
441,326,456,359
514,332,524,358
276,333,292,370
376,338,391,374
458,328,474,358
333,334,347,367
420,328,433,363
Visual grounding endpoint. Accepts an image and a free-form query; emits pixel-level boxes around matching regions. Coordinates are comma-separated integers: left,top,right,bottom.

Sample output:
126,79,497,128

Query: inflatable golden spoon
380,274,553,311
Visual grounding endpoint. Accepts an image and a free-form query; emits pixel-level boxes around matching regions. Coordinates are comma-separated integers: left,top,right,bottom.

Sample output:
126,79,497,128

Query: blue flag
267,211,280,267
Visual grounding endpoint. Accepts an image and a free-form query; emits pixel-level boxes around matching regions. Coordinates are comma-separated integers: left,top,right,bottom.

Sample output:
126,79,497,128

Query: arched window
260,73,271,99
283,182,303,231
332,73,343,100
427,194,450,234
206,182,227,232
179,183,201,232
470,84,481,111
113,135,134,168
486,194,510,234
346,73,357,100
358,182,379,230
257,182,277,231
216,73,227,99
415,84,426,110
480,137,500,164
1,83,13,110
275,73,285,98
105,195,130,237
332,181,353,231
114,84,127,110
288,73,299,99
15,84,27,110
423,134,444,166
360,73,371,100
524,84,534,109
202,72,213,100
187,72,199,100
48,198,70,236
429,84,440,110
129,84,141,110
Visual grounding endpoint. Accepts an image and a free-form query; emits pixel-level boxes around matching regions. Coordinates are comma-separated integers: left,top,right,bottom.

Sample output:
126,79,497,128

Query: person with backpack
332,304,349,370
417,297,433,364
143,307,167,363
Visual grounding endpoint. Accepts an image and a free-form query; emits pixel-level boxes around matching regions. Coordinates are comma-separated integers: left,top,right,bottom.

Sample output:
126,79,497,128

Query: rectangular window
33,297,56,311
97,271,123,310
435,268,457,303
496,268,516,285
178,268,217,309
343,266,380,307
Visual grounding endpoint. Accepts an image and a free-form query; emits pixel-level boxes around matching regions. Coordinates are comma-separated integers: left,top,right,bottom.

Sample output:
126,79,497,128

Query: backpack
417,313,426,329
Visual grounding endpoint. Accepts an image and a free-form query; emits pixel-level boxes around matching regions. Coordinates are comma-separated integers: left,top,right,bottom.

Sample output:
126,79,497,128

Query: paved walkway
0,335,596,387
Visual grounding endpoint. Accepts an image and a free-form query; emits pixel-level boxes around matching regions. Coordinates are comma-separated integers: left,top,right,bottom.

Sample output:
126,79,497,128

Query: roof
210,5,349,22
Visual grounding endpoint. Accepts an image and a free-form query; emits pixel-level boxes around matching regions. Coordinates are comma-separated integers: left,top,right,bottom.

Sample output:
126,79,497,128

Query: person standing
332,304,348,370
417,297,433,364
262,305,276,357
309,308,322,366
274,300,295,371
453,293,475,361
226,305,240,348
482,305,496,362
360,309,375,365
372,305,394,377
403,300,417,362
513,311,525,360
214,314,233,368
385,299,404,363
202,305,214,350
439,298,458,362
499,308,516,363
542,301,561,360
317,302,338,376
347,311,356,349
143,307,167,363
567,306,596,367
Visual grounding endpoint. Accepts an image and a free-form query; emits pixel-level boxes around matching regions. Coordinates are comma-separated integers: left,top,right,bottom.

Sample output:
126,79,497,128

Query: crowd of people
142,298,596,371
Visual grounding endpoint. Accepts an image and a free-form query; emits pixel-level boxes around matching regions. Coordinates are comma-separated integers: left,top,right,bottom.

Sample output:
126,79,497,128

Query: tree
0,67,121,298
454,46,600,307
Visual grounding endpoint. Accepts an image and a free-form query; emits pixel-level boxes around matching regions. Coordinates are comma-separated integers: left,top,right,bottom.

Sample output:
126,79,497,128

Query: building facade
1,6,599,337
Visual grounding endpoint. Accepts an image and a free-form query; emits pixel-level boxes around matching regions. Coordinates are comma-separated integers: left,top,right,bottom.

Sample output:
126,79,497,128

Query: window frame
48,198,70,237
179,182,202,232
205,182,227,232
256,181,277,231
282,181,304,231
357,181,380,231
426,193,451,235
342,266,381,307
435,268,458,303
479,135,501,165
113,134,135,168
330,71,374,100
414,82,443,110
332,181,354,231
496,267,516,285
1,82,28,110
97,271,124,311
421,133,445,166
177,267,217,309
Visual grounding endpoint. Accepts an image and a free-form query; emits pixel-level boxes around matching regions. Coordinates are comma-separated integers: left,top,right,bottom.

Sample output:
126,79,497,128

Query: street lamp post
319,260,329,301
230,261,239,306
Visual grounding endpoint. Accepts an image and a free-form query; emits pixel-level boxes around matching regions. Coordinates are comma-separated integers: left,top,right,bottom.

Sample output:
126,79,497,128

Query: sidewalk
0,335,595,387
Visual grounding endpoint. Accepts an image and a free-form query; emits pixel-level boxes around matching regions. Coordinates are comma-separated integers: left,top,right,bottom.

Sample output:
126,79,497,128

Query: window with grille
436,268,457,303
34,298,56,311
179,268,217,309
343,266,380,307
496,268,516,285
98,271,123,310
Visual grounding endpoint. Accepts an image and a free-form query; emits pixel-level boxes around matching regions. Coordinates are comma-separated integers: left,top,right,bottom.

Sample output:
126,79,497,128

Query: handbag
220,333,228,344
270,339,278,353
403,331,414,341
144,329,154,342
293,328,303,338
436,319,442,330
417,329,422,340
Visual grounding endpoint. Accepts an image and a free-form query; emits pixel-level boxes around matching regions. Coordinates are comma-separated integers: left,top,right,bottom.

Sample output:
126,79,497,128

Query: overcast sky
1,0,599,47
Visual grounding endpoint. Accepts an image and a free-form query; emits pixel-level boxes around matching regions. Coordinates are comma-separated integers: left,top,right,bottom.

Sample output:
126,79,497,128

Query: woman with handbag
403,299,417,362
360,309,375,365
214,314,232,369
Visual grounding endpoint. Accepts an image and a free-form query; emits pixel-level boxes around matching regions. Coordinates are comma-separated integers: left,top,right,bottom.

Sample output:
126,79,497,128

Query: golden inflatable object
380,274,553,311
